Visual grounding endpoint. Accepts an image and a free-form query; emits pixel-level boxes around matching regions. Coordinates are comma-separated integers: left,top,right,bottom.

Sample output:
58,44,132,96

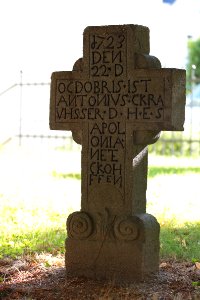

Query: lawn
0,145,200,262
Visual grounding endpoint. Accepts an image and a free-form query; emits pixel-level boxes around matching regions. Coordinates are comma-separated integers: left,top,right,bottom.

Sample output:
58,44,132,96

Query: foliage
148,131,200,157
186,37,200,91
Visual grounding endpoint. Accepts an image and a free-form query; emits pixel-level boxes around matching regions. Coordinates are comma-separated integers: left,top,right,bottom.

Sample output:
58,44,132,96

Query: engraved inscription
55,78,165,123
88,121,125,189
50,24,185,230
89,33,127,77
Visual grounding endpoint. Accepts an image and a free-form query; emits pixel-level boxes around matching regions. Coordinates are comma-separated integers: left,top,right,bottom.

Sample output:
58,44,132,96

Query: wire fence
0,81,199,156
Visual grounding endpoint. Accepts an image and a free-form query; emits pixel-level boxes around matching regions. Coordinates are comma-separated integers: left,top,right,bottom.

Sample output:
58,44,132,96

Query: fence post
19,71,23,146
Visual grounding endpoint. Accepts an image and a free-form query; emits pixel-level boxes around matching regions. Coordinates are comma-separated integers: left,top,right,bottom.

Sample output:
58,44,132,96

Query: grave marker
50,25,185,282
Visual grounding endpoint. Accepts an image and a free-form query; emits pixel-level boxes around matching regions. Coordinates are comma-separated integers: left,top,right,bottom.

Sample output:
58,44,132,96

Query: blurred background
0,0,200,262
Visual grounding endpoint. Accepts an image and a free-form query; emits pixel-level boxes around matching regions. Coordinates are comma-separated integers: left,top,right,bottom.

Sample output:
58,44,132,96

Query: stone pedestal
66,213,159,282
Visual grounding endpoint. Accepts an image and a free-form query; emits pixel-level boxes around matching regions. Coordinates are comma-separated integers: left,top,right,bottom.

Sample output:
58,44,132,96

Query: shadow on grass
160,221,200,261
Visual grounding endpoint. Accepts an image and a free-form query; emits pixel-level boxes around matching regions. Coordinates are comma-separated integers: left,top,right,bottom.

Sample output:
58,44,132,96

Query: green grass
0,198,200,261
148,166,200,177
52,166,200,180
159,220,200,261
0,163,200,261
0,201,66,258
52,170,81,180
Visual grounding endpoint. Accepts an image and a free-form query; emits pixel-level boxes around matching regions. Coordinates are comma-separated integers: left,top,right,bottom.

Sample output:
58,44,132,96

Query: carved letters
55,78,164,122
50,25,185,281
50,25,185,212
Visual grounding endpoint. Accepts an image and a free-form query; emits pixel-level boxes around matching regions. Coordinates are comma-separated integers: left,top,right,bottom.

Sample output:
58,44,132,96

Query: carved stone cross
50,25,185,282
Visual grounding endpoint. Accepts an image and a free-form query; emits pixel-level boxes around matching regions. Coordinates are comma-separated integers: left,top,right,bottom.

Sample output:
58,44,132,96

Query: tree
186,37,200,92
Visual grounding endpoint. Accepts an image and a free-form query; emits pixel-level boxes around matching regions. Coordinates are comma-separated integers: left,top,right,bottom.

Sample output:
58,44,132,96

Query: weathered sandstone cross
50,25,185,282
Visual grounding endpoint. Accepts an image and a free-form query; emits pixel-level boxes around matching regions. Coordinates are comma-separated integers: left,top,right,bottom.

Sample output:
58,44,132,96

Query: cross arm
126,68,186,131
49,71,82,137
49,67,186,135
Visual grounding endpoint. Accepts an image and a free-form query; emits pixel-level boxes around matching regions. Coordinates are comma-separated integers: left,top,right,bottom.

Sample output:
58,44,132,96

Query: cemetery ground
0,143,200,299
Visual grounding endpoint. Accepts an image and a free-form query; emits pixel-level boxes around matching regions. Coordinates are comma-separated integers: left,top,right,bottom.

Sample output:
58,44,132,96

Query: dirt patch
0,256,200,300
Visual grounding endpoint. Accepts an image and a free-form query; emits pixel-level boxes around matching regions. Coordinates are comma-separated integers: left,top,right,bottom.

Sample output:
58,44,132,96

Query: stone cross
50,25,185,282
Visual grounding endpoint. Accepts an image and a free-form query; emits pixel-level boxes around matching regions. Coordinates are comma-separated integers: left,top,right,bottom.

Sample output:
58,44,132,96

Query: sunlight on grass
0,198,66,258
148,166,200,177
147,173,200,223
0,145,200,261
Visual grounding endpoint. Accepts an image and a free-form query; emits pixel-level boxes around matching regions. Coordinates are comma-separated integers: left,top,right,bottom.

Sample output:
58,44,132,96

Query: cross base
49,24,185,284
65,213,160,282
